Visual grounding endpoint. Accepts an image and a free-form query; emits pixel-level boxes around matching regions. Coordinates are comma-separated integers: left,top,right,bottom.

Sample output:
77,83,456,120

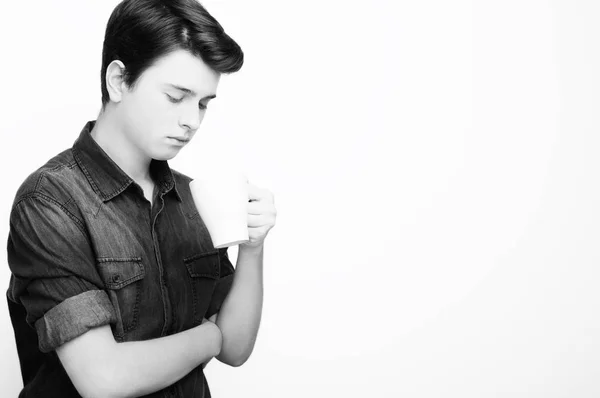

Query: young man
6,0,276,396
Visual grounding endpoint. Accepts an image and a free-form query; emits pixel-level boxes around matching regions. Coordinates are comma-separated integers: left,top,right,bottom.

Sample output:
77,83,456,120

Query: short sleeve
7,196,116,353
205,247,236,318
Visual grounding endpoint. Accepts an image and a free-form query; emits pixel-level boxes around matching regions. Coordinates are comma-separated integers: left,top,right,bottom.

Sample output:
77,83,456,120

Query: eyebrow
166,84,217,100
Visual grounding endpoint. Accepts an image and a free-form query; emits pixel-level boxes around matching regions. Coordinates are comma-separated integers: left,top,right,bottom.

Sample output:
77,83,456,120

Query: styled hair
100,0,244,106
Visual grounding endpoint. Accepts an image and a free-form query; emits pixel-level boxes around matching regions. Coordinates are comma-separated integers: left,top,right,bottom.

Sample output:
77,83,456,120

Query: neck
91,107,152,184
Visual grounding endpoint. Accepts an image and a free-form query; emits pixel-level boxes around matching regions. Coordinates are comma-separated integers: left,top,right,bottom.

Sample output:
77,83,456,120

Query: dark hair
100,0,244,107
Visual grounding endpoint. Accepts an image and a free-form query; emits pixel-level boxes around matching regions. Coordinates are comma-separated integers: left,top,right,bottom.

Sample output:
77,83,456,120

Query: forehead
140,49,220,94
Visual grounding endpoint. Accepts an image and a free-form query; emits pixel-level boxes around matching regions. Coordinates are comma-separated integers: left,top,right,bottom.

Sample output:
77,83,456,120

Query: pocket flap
184,251,220,279
97,258,145,289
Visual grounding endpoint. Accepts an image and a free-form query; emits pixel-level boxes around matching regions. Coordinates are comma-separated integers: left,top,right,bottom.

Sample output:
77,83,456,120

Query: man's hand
240,183,277,250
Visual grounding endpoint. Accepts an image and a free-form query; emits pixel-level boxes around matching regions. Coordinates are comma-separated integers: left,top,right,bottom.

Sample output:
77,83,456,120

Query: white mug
189,170,249,249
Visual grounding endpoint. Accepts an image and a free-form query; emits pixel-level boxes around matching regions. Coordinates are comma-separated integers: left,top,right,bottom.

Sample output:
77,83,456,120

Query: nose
179,105,202,132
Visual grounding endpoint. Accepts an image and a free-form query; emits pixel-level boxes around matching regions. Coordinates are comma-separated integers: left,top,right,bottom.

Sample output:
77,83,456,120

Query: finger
248,207,276,224
248,225,274,242
247,184,275,203
247,200,270,215
247,183,263,202
248,214,268,227
247,225,266,239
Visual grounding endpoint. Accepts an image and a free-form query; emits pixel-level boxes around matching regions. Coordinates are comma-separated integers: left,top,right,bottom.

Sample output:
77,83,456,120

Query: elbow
214,322,259,367
217,347,253,367
220,356,247,368
228,356,248,368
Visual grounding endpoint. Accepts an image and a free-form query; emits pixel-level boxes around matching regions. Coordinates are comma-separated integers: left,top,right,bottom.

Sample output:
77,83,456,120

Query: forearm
61,322,222,398
215,244,264,366
111,322,221,397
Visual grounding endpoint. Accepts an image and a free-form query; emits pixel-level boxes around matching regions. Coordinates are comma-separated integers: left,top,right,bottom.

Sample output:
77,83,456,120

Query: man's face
117,49,220,161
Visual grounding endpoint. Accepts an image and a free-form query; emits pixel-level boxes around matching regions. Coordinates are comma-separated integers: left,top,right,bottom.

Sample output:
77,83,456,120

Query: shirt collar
72,120,182,202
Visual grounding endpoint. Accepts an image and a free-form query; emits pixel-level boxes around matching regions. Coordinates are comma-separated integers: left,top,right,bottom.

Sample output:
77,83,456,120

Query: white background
1,0,600,396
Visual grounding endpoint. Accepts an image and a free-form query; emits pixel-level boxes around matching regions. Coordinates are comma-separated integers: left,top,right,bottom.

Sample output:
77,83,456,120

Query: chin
152,148,181,161
155,154,178,161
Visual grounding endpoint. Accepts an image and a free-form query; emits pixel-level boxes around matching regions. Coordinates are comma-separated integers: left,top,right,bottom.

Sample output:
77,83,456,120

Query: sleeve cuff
35,290,117,353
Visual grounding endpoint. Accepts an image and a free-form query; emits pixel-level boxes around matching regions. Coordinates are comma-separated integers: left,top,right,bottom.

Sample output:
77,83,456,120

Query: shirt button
169,387,177,396
112,274,121,283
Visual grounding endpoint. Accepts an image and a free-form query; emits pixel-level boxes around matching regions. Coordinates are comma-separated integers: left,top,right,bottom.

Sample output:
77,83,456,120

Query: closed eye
166,94,183,103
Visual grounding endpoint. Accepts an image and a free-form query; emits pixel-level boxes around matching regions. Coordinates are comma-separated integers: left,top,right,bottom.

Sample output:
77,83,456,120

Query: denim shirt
6,121,235,397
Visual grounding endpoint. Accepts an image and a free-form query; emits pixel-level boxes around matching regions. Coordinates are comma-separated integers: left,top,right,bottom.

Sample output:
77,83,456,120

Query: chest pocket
97,257,145,339
184,251,220,325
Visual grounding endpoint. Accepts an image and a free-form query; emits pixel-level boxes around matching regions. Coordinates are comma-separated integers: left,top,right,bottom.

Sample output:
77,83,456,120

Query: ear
105,60,127,103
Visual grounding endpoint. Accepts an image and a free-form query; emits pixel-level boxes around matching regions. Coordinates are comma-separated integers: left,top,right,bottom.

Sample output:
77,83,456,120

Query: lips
169,136,190,143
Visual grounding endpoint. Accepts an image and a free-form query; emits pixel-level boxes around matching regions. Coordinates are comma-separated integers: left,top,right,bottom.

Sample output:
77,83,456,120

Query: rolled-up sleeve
7,195,116,353
205,247,236,318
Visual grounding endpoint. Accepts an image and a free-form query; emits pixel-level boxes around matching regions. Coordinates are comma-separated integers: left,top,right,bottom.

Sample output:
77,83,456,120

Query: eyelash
166,94,183,104
167,94,208,110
